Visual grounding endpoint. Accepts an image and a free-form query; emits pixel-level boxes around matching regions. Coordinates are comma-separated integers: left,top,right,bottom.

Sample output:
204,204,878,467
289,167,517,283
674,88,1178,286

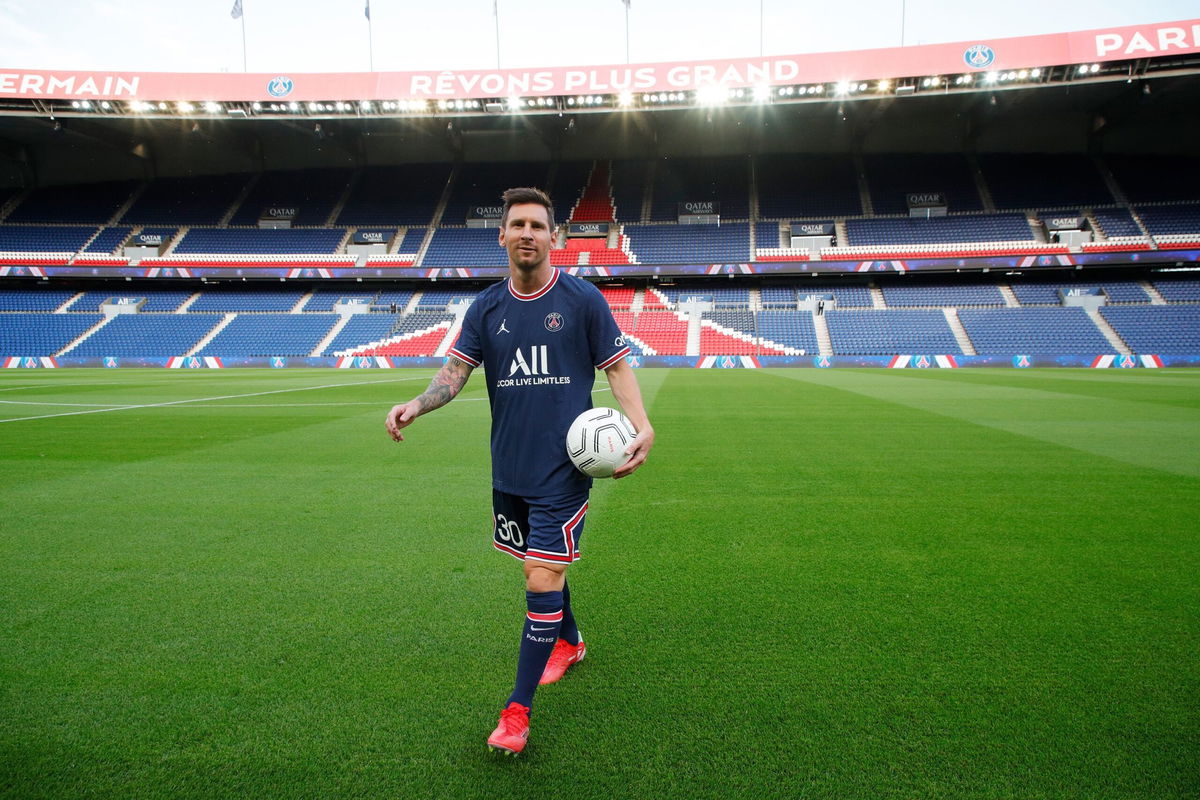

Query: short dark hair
501,187,555,231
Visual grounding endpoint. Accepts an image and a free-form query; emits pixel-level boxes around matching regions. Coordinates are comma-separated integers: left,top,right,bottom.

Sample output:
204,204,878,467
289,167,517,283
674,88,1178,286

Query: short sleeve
588,288,631,370
447,301,483,367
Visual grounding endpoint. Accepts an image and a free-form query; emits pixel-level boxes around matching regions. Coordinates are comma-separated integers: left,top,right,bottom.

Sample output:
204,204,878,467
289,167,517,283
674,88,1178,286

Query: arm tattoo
414,356,472,414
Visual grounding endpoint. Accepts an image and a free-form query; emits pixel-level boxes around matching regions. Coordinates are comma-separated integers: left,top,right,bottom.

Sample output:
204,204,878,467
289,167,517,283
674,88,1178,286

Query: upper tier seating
0,225,97,253
1107,156,1200,204
229,169,351,227
84,226,134,254
1136,204,1200,237
569,161,617,223
756,155,860,218
658,285,750,307
865,154,982,214
978,154,1112,209
189,288,305,312
1100,305,1200,354
337,164,450,226
825,310,960,355
196,314,339,356
1153,280,1200,303
610,160,647,223
0,313,102,355
173,228,346,255
649,157,749,222
754,222,782,249
957,308,1111,354
122,174,249,225
1010,281,1150,305
0,287,76,311
881,284,1005,307
845,214,1033,246
622,223,750,264
415,289,477,310
6,181,138,224
396,228,427,253
441,162,552,227
423,228,508,267
548,161,593,225
68,314,223,357
1092,208,1142,238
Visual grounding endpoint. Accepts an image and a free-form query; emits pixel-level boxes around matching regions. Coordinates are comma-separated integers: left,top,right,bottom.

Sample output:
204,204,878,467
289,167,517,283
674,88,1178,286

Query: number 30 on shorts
494,513,525,548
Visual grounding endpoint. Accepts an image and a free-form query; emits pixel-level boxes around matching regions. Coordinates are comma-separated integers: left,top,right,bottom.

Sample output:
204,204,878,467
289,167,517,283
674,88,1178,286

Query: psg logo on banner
963,45,996,69
267,76,294,98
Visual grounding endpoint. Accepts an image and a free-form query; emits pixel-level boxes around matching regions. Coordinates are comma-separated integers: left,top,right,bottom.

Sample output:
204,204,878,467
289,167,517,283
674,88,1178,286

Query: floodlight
506,95,521,110
834,81,851,96
204,101,220,113
308,102,320,112
360,100,372,111
1031,68,1042,78
696,84,728,105
288,102,299,111
158,102,167,111
876,80,891,92
177,101,193,113
617,90,634,107
984,71,999,84
251,101,262,111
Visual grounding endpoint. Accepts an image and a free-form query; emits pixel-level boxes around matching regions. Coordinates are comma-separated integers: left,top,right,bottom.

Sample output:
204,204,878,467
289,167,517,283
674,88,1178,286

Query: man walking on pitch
385,187,654,756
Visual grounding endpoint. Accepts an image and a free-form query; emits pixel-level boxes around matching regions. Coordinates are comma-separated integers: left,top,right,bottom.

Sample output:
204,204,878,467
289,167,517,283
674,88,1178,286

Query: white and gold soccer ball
566,407,636,478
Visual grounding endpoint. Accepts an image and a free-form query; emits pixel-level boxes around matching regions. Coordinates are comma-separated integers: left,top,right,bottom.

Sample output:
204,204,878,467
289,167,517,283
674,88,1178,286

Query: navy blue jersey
449,269,630,497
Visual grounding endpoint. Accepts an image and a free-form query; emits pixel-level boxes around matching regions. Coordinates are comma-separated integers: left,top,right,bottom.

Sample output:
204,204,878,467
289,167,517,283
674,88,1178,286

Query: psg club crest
544,312,564,332
1013,355,1031,368
963,45,996,69
267,76,294,98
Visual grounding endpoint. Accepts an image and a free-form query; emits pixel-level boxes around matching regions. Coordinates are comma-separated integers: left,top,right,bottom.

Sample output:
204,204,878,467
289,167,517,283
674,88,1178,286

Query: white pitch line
0,376,428,424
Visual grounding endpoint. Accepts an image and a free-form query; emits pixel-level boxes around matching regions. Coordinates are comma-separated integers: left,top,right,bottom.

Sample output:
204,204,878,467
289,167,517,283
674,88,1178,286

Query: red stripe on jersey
527,610,564,623
525,549,577,563
560,501,588,559
595,347,631,371
508,268,560,301
493,541,525,561
447,348,480,367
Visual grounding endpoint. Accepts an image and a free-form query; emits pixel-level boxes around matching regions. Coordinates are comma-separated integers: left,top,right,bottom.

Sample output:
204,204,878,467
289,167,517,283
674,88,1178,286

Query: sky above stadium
1,0,1196,74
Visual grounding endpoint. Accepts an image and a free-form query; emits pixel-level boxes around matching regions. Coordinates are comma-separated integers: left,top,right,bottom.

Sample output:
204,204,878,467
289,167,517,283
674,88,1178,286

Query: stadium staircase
56,316,110,357
966,154,996,212
999,285,1021,307
58,292,85,312
853,155,874,216
326,171,359,226
0,189,29,222
1142,280,1167,305
944,308,977,355
162,227,187,256
176,292,202,313
813,312,833,356
187,313,236,354
1087,308,1131,354
219,175,259,227
311,316,351,356
110,183,147,226
870,286,887,309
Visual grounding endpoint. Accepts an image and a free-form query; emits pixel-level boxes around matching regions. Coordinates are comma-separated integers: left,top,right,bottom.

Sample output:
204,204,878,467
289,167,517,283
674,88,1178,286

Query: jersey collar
508,268,559,302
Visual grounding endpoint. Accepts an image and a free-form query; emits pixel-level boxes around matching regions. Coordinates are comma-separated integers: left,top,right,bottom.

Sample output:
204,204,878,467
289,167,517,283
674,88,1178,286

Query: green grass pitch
1,368,1197,799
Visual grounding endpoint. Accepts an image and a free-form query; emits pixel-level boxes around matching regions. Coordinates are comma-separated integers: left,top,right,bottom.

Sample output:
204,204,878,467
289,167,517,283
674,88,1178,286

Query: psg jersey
449,269,630,497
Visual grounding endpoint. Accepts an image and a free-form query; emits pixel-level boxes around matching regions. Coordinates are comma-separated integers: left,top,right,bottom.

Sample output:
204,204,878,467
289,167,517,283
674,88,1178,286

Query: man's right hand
385,401,421,442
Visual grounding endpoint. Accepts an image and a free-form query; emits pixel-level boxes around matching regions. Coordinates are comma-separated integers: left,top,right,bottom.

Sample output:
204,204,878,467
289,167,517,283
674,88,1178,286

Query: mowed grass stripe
1,369,1197,799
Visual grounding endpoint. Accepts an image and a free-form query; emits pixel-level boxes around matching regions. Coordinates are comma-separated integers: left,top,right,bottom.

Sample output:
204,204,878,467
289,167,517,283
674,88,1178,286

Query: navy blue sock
559,580,580,647
507,590,563,709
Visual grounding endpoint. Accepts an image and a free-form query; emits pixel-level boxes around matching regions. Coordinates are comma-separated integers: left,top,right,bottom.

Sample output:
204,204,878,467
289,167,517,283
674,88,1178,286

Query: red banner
0,18,1196,102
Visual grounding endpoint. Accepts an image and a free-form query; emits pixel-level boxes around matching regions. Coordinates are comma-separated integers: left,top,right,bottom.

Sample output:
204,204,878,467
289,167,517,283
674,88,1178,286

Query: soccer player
384,187,654,756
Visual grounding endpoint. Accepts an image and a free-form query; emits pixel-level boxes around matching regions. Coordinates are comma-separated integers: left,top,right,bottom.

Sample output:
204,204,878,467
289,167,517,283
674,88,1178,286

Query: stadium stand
825,309,960,355
0,287,77,311
121,174,249,225
68,314,223,357
189,287,305,312
622,222,750,263
610,160,647,223
196,314,339,357
1137,204,1200,238
1091,208,1143,238
755,310,820,353
5,181,138,224
1009,280,1150,305
957,308,1111,354
756,155,861,218
423,228,509,267
864,154,982,214
336,164,451,227
322,314,399,354
1106,156,1200,204
0,313,102,355
228,169,351,227
0,225,97,253
1100,305,1200,354
649,157,750,221
173,228,346,255
1153,280,1200,303
548,161,594,225
845,213,1034,246
440,162,552,226
69,288,192,312
880,283,1005,307
977,154,1113,209
83,226,134,254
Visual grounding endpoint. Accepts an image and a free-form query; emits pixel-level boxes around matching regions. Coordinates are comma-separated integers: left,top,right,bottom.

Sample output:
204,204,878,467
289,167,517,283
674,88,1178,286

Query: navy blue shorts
492,489,589,564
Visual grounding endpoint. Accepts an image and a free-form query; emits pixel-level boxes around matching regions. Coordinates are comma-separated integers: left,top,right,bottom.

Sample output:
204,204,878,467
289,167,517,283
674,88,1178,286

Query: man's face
499,202,554,272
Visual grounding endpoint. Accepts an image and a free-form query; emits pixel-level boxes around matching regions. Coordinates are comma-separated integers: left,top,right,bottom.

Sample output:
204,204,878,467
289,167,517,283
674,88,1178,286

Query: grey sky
1,1,1196,74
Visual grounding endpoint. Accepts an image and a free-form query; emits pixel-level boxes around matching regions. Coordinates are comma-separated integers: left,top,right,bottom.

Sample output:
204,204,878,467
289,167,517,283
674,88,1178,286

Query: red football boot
539,639,587,685
487,702,531,756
